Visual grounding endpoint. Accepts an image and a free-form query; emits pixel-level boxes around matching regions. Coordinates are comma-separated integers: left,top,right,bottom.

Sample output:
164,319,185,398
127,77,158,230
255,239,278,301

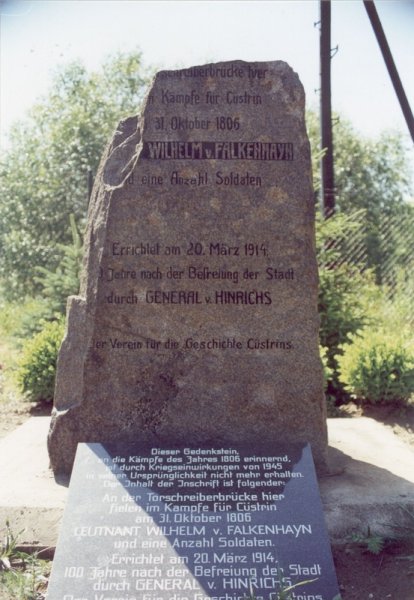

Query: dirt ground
331,402,414,600
1,394,413,600
0,393,51,438
333,540,414,600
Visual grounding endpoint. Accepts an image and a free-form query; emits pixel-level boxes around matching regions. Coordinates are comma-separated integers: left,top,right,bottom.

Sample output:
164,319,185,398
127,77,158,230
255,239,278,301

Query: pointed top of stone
48,60,326,475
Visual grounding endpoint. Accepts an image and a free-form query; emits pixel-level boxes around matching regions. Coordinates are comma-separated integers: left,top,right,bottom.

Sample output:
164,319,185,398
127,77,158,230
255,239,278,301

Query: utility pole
320,0,335,217
364,0,414,144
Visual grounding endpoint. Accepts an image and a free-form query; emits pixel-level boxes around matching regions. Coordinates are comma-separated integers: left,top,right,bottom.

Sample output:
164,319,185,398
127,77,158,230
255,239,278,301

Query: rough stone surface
48,60,326,475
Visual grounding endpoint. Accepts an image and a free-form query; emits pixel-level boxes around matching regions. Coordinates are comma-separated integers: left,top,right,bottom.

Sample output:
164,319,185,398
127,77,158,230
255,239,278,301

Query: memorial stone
48,60,327,475
46,442,341,600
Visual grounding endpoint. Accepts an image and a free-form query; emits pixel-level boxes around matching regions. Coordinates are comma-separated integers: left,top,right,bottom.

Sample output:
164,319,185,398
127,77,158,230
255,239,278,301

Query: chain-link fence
379,211,414,294
318,206,414,324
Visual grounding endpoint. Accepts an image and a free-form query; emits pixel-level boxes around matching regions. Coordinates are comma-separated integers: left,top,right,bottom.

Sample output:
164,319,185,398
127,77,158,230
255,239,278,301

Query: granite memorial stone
46,443,341,600
48,60,327,475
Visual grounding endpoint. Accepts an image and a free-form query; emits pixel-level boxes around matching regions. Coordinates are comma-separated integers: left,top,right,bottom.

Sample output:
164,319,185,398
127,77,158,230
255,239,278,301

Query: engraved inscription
46,443,340,600
141,141,294,160
48,60,326,479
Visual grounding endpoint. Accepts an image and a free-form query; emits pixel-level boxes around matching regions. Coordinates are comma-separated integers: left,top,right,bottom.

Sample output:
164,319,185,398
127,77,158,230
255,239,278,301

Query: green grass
0,522,51,600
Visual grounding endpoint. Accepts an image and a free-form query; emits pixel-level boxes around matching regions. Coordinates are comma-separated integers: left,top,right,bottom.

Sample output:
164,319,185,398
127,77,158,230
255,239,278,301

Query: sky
1,0,413,160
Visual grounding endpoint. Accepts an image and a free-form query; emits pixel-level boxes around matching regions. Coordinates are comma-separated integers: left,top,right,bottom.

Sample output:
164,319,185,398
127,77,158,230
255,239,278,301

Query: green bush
320,345,339,416
338,331,414,405
16,319,65,402
320,345,333,385
316,210,378,401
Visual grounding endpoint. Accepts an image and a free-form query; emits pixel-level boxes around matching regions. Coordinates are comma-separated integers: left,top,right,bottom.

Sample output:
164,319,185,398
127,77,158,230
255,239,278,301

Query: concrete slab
0,417,67,547
0,416,413,547
322,417,414,541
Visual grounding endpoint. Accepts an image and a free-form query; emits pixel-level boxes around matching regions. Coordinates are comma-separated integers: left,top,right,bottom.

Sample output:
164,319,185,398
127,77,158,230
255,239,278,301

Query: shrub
320,345,333,385
316,209,378,401
338,331,414,405
16,319,65,402
320,346,339,416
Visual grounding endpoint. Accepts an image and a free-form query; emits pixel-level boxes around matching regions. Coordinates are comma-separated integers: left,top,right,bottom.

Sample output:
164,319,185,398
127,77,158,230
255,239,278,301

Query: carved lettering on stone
48,61,327,475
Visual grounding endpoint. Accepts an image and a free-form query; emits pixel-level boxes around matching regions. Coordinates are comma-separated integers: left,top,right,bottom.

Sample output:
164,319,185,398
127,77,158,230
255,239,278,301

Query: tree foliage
34,214,83,314
307,110,412,206
1,59,412,302
310,112,414,402
307,111,413,281
0,51,151,297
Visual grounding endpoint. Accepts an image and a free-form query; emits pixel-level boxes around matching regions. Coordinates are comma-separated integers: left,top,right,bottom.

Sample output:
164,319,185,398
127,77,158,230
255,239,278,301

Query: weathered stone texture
48,61,327,475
